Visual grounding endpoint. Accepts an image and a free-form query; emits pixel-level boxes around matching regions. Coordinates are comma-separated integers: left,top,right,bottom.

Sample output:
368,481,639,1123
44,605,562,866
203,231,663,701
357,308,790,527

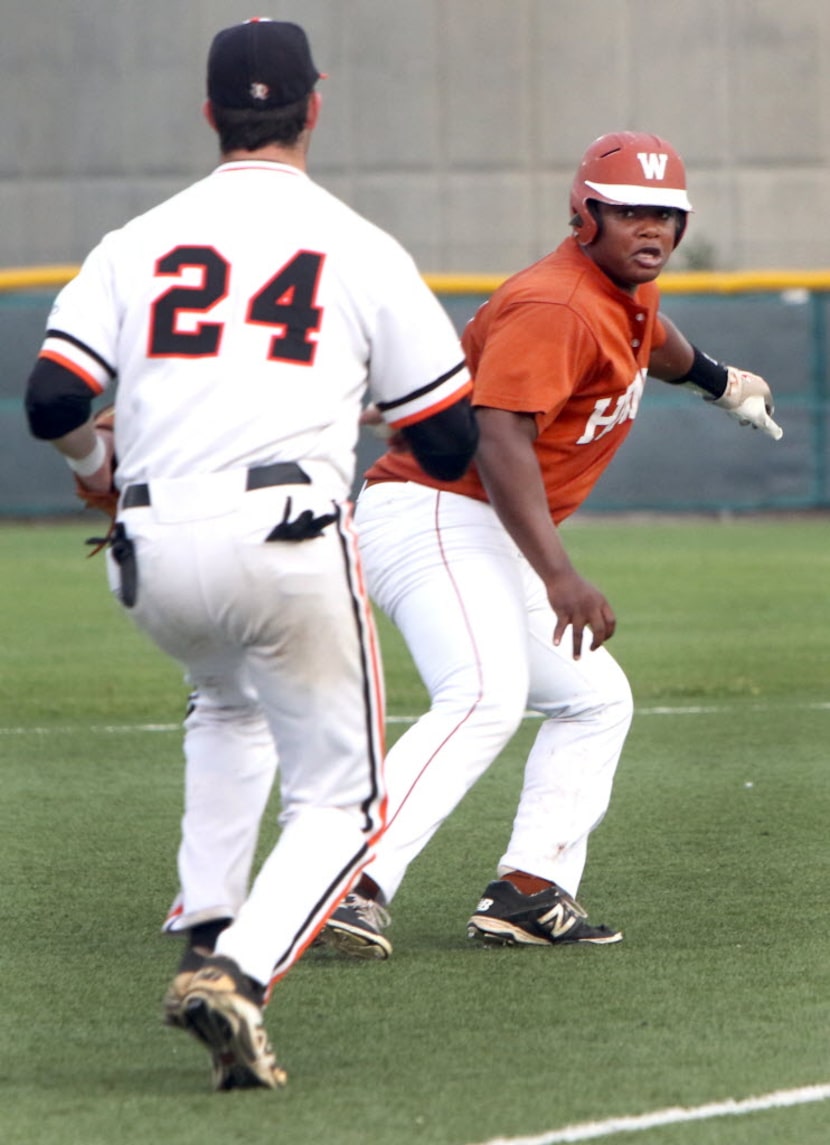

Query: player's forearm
649,312,729,399
50,417,114,493
474,410,574,584
475,414,616,656
647,312,698,384
51,419,98,461
485,473,571,580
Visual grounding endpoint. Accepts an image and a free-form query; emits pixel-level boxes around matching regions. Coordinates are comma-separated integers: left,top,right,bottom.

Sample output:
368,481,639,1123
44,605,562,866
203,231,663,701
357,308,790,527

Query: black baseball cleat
164,954,287,1091
467,879,622,947
322,891,392,959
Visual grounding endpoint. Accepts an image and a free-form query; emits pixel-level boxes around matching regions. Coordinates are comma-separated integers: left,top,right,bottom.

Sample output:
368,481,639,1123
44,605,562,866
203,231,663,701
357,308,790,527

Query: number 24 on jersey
148,245,324,365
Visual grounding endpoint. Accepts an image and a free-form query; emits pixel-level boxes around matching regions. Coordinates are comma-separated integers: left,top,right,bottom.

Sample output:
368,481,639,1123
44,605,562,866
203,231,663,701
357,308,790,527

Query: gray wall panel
349,3,442,170
446,173,536,271
3,1,830,273
354,174,445,269
444,1,533,170
730,1,822,163
535,3,630,165
735,169,830,267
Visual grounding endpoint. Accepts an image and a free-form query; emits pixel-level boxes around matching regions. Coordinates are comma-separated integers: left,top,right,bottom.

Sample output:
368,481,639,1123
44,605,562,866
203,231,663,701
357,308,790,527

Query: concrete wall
2,1,829,275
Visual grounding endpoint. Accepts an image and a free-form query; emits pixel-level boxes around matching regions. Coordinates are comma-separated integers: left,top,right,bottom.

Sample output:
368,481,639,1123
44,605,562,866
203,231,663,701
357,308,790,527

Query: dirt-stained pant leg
110,478,385,988
499,555,633,896
164,694,278,931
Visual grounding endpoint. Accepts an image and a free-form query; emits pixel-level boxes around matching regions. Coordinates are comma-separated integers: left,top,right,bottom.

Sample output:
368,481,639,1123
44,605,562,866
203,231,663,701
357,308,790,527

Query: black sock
190,918,232,951
176,917,232,973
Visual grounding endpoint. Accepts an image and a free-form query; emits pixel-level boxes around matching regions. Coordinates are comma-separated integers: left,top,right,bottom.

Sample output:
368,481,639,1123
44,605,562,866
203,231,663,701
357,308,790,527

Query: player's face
585,203,682,293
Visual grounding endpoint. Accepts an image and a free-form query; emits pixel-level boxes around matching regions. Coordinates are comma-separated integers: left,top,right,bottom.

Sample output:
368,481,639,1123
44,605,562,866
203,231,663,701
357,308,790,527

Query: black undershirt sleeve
399,397,479,481
25,359,96,440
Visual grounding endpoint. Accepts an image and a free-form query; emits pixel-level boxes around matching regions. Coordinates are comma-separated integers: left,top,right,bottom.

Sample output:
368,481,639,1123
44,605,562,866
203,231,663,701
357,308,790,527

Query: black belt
121,462,310,509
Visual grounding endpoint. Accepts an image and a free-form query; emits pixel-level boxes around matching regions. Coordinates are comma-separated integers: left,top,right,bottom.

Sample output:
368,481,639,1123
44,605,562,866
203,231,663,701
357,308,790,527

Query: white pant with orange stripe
108,467,385,990
353,479,633,905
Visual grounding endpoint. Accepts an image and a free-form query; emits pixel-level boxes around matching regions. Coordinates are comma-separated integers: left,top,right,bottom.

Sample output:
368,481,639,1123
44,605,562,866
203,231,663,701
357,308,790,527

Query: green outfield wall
2,267,826,517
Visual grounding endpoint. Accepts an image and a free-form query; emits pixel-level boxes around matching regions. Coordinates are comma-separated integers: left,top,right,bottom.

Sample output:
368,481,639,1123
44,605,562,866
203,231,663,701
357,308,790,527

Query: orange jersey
365,236,667,523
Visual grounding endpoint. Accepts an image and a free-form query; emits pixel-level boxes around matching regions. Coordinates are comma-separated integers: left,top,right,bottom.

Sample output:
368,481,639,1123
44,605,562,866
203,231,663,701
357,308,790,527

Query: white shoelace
345,892,391,931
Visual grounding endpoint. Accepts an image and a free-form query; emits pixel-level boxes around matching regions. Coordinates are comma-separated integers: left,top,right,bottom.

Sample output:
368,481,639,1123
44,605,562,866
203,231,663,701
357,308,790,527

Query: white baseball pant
108,466,386,989
353,479,633,903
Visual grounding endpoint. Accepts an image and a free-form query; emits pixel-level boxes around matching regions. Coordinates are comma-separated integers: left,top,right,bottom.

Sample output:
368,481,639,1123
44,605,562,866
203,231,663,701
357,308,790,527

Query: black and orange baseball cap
207,18,325,110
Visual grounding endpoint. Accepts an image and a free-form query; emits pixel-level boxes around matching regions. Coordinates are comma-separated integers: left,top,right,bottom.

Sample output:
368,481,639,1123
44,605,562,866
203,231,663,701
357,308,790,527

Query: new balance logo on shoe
466,878,622,948
538,902,581,939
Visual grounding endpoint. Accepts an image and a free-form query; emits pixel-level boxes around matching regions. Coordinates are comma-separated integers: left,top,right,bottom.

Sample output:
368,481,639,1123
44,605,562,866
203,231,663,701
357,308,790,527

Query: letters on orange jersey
575,371,645,445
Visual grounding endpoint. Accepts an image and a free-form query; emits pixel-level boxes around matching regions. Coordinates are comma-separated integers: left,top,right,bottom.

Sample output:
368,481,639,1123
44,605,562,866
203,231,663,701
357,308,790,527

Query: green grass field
1,517,829,1145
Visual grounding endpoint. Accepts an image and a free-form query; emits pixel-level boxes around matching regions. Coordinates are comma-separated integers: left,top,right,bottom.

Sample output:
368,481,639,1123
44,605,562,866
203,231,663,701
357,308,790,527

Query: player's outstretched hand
548,569,616,660
712,367,783,440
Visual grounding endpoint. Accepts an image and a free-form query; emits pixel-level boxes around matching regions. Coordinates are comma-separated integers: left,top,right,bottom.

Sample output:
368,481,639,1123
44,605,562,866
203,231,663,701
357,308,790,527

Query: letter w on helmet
637,151,669,180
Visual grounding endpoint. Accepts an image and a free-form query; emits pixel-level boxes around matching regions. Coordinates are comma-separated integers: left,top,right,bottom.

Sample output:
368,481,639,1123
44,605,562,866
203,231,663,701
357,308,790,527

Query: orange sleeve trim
388,379,474,429
40,350,105,395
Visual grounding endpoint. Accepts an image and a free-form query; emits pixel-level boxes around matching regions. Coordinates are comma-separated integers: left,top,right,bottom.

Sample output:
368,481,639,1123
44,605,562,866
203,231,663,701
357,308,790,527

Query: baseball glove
74,404,118,554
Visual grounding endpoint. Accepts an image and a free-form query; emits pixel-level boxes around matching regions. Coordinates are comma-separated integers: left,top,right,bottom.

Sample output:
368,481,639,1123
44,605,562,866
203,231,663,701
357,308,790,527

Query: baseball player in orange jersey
323,131,783,958
24,19,477,1090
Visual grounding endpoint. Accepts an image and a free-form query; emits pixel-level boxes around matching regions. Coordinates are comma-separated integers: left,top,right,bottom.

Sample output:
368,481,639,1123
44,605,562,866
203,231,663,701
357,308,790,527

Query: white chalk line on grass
471,1082,830,1145
2,701,830,737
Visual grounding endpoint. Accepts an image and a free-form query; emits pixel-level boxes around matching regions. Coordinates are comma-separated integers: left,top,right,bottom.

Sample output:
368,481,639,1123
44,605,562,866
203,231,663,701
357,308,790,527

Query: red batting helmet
570,131,693,247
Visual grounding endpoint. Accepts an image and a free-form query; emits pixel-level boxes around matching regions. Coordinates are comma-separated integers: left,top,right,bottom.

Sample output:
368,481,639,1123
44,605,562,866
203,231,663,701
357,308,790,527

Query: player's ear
203,100,217,131
306,91,322,132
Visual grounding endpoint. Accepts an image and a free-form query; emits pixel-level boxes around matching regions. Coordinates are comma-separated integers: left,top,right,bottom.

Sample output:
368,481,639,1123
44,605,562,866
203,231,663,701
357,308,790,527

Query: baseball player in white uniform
24,19,477,1092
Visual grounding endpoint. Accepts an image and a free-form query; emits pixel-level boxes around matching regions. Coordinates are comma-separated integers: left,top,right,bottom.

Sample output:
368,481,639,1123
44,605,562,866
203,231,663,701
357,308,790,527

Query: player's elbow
25,361,96,440
415,448,476,482
401,400,479,481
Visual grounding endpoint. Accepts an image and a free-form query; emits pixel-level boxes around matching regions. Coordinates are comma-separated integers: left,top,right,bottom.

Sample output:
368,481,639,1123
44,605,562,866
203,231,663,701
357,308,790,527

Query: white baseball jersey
38,159,470,499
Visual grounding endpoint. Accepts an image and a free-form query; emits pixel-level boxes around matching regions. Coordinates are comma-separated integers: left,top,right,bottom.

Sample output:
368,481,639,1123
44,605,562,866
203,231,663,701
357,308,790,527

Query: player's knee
593,675,634,727
608,667,634,729
437,685,526,747
532,666,633,732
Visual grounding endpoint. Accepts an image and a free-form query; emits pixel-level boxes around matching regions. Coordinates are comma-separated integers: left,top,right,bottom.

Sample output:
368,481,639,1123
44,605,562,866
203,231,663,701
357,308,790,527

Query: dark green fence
2,268,827,516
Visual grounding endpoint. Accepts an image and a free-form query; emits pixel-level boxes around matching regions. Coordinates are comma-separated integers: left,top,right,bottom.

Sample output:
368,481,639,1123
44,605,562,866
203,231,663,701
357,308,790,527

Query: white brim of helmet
585,179,693,212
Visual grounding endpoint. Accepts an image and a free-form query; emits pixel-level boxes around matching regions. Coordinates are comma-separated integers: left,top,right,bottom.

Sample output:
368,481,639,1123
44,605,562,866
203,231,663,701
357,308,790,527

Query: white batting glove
711,367,783,440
